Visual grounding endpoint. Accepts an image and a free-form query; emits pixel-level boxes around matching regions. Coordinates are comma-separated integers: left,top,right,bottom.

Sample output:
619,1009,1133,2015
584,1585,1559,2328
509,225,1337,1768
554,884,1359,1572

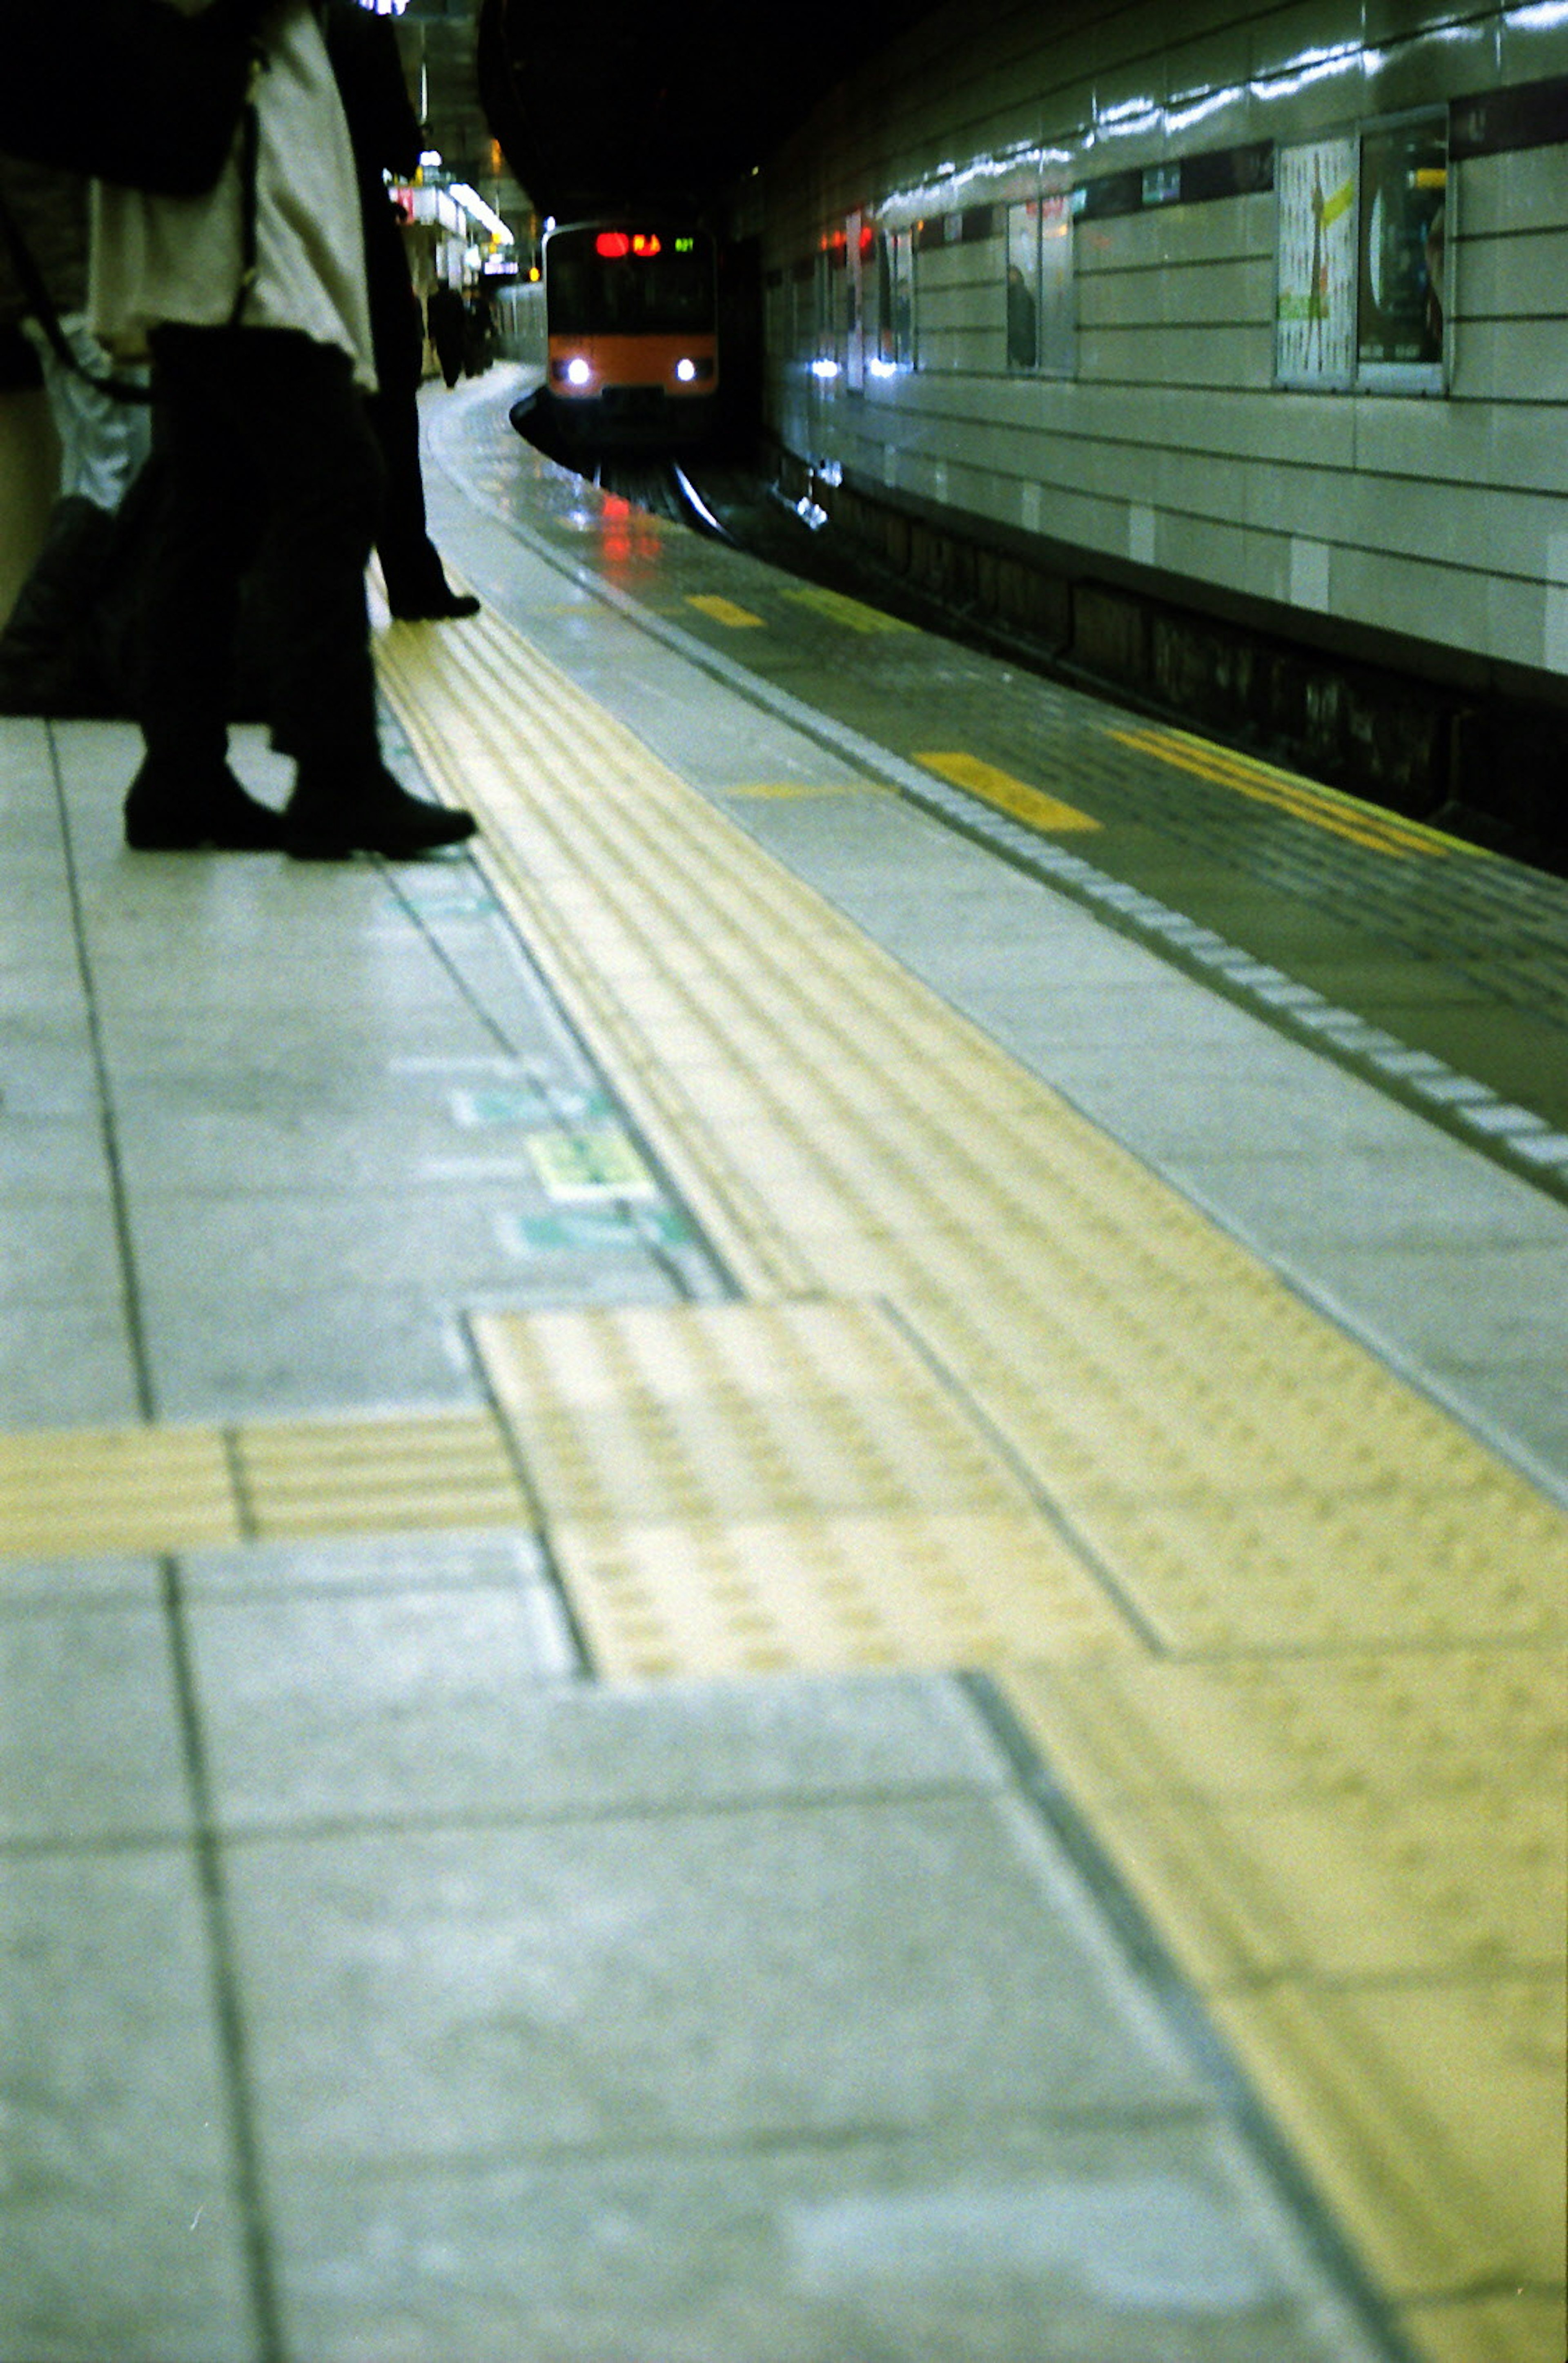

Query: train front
543,223,718,445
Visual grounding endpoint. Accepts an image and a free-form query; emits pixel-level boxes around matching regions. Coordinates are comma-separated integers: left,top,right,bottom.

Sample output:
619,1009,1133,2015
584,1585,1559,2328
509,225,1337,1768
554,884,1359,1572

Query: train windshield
548,230,714,333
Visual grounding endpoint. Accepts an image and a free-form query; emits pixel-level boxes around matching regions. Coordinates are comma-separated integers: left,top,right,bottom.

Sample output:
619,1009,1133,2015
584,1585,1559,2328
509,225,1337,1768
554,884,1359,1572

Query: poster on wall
1037,192,1075,377
1275,136,1357,384
1006,203,1039,369
1357,115,1448,386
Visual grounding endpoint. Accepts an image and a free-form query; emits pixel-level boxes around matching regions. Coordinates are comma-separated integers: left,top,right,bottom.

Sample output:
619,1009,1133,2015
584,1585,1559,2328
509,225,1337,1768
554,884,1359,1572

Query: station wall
744,0,1567,833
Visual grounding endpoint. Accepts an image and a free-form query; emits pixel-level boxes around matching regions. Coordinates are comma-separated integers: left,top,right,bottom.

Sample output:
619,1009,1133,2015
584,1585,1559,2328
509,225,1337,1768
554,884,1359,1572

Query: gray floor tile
1420,1361,1568,1490
226,1796,1199,2171
144,1285,484,1421
1028,1054,1440,1161
0,1042,101,1120
0,1303,140,1426
0,1554,161,1609
181,1526,550,1597
112,1108,512,1192
736,795,1014,887
192,1647,1002,1829
268,2118,1383,2363
988,978,1275,1054
0,1118,113,1195
130,1184,562,1301
1165,1144,1568,1252
0,1606,191,1844
0,1198,125,1308
0,1850,257,2363
1315,1241,1568,1371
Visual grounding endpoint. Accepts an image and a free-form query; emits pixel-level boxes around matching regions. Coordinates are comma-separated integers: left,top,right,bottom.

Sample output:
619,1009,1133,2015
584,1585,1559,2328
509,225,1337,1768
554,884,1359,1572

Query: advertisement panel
1275,136,1357,385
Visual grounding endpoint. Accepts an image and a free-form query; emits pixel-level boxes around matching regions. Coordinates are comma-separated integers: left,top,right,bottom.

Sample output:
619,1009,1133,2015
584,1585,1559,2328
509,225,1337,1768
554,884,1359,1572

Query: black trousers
365,370,445,610
140,325,383,775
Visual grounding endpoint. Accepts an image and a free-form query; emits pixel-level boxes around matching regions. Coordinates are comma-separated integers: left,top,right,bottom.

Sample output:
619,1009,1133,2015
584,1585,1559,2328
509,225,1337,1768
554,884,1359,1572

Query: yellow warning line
782,584,916,634
686,594,766,628
917,749,1100,833
375,601,1565,2363
1108,723,1481,858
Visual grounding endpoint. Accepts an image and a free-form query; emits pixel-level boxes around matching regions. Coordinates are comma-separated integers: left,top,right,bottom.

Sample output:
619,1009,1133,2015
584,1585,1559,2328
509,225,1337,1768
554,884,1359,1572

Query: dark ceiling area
476,0,938,220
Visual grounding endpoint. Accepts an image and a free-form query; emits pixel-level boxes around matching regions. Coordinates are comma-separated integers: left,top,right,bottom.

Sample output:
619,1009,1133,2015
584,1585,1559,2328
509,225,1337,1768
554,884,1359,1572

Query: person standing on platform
90,0,477,857
323,0,479,624
426,278,466,390
0,153,151,708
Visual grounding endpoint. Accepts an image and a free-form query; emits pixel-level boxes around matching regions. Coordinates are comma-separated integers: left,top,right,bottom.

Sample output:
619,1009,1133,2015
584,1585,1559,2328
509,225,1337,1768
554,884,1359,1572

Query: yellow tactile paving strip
376,600,1566,2362
0,1411,530,1559
473,1297,1126,1678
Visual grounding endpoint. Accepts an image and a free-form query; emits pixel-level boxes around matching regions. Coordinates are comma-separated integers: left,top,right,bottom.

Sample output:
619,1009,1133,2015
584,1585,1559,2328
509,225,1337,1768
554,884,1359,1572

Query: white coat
89,0,376,389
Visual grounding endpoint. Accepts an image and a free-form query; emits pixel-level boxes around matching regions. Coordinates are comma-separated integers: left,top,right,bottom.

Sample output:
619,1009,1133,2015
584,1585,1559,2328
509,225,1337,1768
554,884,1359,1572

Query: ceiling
391,0,533,242
473,0,940,222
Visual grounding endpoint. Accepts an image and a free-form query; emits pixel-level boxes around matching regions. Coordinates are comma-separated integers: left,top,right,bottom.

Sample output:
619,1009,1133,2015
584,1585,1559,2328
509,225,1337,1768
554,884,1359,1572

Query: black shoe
388,588,481,623
282,764,478,860
125,759,286,851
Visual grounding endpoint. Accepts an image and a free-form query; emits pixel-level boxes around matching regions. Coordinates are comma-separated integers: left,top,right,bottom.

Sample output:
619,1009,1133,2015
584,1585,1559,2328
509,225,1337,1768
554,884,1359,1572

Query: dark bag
0,0,261,197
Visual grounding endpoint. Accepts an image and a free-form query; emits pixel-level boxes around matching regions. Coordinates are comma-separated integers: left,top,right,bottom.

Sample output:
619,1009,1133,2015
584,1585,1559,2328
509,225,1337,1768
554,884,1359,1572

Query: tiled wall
753,0,1568,679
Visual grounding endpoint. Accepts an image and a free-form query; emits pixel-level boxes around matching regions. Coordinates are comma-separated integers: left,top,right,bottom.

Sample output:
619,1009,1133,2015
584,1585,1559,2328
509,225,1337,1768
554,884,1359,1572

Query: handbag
0,0,270,399
0,0,264,197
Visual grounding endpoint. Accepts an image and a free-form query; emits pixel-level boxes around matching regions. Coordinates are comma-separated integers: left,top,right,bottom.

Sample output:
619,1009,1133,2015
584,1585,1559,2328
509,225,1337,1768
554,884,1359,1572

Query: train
539,219,719,447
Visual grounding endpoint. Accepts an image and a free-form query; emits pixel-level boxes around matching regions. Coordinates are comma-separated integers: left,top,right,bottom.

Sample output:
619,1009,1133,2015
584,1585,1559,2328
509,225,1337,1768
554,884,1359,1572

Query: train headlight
675,358,698,384
565,357,593,387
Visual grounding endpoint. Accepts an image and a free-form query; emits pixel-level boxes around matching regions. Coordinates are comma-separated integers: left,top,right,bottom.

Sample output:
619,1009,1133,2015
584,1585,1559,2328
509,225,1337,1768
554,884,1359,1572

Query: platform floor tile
263,2116,1383,2363
0,1849,258,2363
0,1409,533,1561
475,1299,1128,1679
1000,1650,1566,2324
379,585,1566,2363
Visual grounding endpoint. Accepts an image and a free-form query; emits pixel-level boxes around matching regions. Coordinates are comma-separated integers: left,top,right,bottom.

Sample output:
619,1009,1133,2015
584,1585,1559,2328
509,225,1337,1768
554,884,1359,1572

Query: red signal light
595,232,664,261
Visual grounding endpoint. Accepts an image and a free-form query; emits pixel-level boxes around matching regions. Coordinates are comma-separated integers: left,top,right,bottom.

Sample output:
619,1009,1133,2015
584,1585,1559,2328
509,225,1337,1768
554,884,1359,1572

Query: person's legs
368,376,479,622
125,326,282,848
228,329,474,857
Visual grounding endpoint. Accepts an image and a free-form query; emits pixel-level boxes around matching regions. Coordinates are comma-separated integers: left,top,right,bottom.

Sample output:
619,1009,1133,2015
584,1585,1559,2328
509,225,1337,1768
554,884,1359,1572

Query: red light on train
595,231,663,260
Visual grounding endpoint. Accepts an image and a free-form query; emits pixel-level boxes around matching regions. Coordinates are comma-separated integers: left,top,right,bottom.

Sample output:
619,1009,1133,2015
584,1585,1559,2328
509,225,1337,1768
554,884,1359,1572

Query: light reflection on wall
866,9,1539,233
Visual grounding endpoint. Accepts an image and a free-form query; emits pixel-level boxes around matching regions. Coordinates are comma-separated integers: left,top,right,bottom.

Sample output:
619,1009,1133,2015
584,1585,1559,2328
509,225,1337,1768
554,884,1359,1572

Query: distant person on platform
90,0,476,857
0,151,151,708
463,281,495,378
427,278,466,390
323,0,477,623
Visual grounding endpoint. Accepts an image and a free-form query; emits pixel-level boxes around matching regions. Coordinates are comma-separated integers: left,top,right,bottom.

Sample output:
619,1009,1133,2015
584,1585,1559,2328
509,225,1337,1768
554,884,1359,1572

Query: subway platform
0,366,1564,2363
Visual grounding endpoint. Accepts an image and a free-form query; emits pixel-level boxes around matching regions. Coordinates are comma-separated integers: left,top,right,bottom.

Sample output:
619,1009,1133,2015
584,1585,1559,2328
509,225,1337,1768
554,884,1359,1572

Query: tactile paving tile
1058,1478,1565,1650
473,1299,1130,1678
0,1422,240,1558
1002,1651,1567,2312
1208,1974,1565,2299
234,1411,532,1538
0,1411,534,1560
378,592,1568,2352
1399,2294,1568,2363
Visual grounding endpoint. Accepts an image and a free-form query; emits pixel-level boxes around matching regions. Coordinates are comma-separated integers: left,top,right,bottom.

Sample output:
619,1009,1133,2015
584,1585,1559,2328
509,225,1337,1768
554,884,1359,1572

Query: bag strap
0,183,150,404
0,70,263,409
